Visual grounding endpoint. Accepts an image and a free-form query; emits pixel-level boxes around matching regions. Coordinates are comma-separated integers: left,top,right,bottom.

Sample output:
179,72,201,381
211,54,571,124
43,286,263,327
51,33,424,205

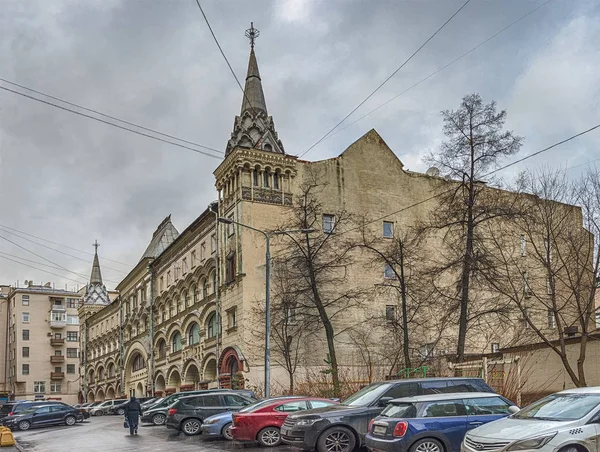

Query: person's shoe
134,430,138,435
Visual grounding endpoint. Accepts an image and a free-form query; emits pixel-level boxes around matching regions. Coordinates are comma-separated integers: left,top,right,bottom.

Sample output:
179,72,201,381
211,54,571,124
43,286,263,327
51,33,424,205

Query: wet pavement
13,416,300,452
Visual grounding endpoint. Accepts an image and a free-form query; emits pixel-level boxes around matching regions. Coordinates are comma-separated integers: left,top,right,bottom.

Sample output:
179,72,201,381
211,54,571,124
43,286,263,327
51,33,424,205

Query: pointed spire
225,23,285,156
90,240,103,285
83,239,110,306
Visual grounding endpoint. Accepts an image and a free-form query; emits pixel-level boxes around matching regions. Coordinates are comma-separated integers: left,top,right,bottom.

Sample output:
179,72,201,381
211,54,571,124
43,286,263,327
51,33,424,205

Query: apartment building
4,283,81,404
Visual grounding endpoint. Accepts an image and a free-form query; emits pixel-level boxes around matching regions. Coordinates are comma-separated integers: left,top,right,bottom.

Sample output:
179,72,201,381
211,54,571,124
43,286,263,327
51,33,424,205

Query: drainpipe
148,264,155,397
210,201,221,388
119,296,124,397
82,319,88,402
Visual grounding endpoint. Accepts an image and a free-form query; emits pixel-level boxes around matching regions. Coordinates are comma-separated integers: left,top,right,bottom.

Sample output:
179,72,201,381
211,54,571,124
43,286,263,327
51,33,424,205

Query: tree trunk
456,197,474,364
398,242,411,368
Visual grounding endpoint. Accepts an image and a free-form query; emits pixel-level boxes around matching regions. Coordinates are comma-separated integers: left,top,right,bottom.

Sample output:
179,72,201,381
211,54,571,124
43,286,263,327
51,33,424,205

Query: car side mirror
508,406,520,414
378,397,393,407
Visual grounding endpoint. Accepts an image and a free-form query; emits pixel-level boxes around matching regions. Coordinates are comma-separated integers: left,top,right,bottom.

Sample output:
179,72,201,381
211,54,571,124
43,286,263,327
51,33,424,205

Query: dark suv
165,392,255,435
281,378,495,452
0,401,71,422
2,404,84,430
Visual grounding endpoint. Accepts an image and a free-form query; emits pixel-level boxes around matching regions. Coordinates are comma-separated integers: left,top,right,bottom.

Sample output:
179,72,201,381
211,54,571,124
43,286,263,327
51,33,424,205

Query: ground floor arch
95,388,105,402
106,386,115,399
166,369,181,394
86,391,95,403
135,382,144,397
182,361,201,391
218,347,244,389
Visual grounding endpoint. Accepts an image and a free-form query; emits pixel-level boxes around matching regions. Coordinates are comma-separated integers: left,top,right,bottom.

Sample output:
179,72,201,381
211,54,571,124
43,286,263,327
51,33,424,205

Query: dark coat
125,400,142,416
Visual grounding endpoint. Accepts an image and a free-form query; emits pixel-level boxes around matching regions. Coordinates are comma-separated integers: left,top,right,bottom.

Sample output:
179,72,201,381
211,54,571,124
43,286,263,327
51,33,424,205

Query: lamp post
217,217,314,398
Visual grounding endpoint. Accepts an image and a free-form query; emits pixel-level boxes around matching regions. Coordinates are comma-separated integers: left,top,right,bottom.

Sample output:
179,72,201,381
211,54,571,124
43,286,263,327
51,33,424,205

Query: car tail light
393,421,408,437
168,408,177,416
368,419,374,431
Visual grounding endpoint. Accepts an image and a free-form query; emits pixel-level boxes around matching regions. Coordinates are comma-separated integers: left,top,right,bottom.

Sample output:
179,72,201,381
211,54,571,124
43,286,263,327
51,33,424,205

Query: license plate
374,425,387,435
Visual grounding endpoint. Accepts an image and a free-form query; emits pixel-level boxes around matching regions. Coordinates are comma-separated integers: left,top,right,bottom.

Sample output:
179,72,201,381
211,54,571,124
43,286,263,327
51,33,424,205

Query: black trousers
126,413,139,434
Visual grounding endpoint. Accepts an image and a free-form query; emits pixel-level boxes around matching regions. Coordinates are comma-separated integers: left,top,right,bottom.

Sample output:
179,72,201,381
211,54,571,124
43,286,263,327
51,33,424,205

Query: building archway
167,369,181,394
106,387,115,399
182,362,200,391
218,347,244,389
87,391,95,402
136,382,144,397
96,389,105,402
155,374,166,396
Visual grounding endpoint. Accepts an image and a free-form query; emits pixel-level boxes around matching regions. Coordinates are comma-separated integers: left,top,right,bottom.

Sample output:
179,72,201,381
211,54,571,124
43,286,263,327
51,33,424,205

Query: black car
0,400,72,423
142,389,255,426
110,397,155,415
2,404,84,431
165,392,255,435
281,378,495,452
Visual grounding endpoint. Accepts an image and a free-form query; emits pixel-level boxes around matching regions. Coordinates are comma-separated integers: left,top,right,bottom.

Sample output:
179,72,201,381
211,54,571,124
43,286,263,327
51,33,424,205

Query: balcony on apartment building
49,309,67,328
50,372,64,380
50,338,64,346
50,355,65,364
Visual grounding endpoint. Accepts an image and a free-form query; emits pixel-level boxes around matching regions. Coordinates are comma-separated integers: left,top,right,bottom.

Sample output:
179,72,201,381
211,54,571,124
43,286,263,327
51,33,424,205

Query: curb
13,438,24,452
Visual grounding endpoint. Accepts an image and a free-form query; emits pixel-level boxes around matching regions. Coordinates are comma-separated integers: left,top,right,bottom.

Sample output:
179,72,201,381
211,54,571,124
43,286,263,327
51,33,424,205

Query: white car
462,387,600,452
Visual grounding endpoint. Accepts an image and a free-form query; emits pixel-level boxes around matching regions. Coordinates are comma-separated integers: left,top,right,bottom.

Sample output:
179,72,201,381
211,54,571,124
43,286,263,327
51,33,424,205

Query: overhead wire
0,85,223,160
0,77,224,155
324,0,555,142
0,222,132,267
0,254,86,286
0,226,127,276
299,0,472,158
0,251,90,279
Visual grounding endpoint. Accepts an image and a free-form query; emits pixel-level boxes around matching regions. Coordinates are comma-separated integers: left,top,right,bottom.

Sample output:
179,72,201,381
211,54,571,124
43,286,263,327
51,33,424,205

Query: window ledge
226,326,237,333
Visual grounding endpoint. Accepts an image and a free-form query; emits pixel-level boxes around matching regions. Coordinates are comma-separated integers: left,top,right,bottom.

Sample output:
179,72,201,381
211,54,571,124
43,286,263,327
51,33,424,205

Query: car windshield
381,403,417,418
513,394,600,421
343,383,391,407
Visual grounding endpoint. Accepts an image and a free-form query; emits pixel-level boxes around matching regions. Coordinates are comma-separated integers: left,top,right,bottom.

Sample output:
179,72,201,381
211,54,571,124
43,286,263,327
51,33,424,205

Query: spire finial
93,239,100,254
245,22,259,48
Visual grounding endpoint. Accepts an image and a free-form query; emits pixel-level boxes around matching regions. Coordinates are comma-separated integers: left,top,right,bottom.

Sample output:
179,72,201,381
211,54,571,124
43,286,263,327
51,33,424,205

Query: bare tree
484,168,599,387
424,93,523,362
275,177,368,397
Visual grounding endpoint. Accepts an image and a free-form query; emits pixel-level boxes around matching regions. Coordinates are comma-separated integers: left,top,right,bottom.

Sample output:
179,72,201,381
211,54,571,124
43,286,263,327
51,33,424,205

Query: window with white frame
67,315,79,325
547,277,553,295
227,307,237,329
522,271,530,297
548,309,556,328
34,381,45,393
419,343,434,359
383,221,394,238
22,312,30,323
22,364,29,375
384,264,395,279
273,173,280,190
322,214,335,234
386,305,396,322
50,383,61,393
491,343,500,353
22,295,29,306
520,235,527,257
66,298,78,308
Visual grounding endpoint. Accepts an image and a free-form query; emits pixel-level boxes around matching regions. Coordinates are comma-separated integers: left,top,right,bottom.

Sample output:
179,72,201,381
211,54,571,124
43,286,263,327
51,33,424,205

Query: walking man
125,396,142,435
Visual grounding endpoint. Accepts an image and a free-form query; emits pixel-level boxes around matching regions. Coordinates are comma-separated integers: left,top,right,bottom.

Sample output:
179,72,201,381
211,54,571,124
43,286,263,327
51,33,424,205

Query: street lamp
218,217,315,398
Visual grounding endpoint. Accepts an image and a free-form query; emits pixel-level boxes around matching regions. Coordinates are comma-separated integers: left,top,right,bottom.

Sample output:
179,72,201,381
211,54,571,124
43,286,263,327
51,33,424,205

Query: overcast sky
0,0,598,291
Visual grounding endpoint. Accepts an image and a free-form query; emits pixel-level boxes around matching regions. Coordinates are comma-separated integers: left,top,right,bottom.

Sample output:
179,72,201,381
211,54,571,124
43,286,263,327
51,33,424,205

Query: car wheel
257,427,282,447
95,410,104,416
559,447,579,452
181,418,202,436
410,438,444,452
222,422,234,440
65,415,76,426
18,420,31,431
317,426,356,452
152,413,166,426
116,408,125,416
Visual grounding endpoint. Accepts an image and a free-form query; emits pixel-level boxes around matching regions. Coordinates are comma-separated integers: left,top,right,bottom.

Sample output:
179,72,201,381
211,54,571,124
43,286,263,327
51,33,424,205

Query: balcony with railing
50,338,64,346
50,372,64,380
50,356,65,363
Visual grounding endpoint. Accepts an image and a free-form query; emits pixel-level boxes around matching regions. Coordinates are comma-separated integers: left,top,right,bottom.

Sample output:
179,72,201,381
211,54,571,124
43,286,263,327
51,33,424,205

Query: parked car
141,398,162,412
110,397,155,415
365,392,517,452
80,401,102,413
2,404,84,431
232,397,339,447
462,387,600,452
281,377,496,452
0,400,71,423
90,399,127,416
202,397,307,440
166,392,255,435
142,389,255,426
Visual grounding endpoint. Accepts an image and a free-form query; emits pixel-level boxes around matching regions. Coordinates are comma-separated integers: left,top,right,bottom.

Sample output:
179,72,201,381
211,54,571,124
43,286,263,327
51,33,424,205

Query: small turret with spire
82,240,110,306
225,22,285,156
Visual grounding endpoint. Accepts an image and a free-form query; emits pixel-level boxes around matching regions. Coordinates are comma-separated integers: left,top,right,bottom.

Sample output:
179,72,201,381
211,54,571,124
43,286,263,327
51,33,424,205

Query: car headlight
507,433,557,451
295,419,319,427
204,419,219,425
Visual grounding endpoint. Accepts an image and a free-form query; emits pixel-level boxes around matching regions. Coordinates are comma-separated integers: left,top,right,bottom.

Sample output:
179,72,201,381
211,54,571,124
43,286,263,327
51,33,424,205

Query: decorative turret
225,23,285,156
82,240,110,306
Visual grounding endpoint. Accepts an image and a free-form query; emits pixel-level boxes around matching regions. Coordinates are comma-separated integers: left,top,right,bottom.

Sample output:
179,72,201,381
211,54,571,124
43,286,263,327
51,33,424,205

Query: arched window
171,332,182,353
273,173,279,190
193,285,198,303
188,323,200,345
206,312,221,339
202,279,208,298
132,354,145,372
253,170,259,186
169,301,174,318
211,272,217,294
263,171,270,187
157,339,166,359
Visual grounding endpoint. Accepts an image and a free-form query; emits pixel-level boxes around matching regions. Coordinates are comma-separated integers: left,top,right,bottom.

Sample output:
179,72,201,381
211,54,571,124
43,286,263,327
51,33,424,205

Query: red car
231,397,338,447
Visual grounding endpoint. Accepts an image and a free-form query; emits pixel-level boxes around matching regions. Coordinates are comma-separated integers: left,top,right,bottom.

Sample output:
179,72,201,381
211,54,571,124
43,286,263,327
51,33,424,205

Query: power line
0,85,223,160
0,251,90,279
343,124,600,233
0,226,127,276
0,223,132,267
0,77,224,155
325,0,555,142
299,0,472,158
0,254,86,286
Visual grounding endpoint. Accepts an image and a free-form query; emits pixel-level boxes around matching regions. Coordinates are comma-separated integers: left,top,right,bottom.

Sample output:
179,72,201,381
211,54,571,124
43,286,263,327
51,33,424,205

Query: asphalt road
13,415,300,452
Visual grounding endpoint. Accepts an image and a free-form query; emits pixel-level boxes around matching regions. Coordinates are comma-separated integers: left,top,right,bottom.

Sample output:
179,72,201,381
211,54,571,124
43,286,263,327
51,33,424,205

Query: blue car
201,411,234,440
366,392,518,452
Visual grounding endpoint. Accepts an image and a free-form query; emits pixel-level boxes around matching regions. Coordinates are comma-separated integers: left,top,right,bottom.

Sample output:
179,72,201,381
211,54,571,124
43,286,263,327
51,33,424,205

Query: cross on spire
93,239,100,254
245,22,259,48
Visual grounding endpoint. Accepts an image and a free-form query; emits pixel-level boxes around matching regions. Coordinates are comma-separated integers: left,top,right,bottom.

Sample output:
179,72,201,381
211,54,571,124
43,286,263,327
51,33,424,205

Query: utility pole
209,201,221,387
148,264,155,396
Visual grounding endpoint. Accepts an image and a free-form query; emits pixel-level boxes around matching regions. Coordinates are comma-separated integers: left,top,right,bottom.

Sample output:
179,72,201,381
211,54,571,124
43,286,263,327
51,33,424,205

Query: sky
0,0,598,291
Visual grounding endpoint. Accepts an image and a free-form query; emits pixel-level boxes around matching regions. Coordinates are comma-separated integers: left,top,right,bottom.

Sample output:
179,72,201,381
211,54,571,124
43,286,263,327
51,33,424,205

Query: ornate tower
82,240,111,307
